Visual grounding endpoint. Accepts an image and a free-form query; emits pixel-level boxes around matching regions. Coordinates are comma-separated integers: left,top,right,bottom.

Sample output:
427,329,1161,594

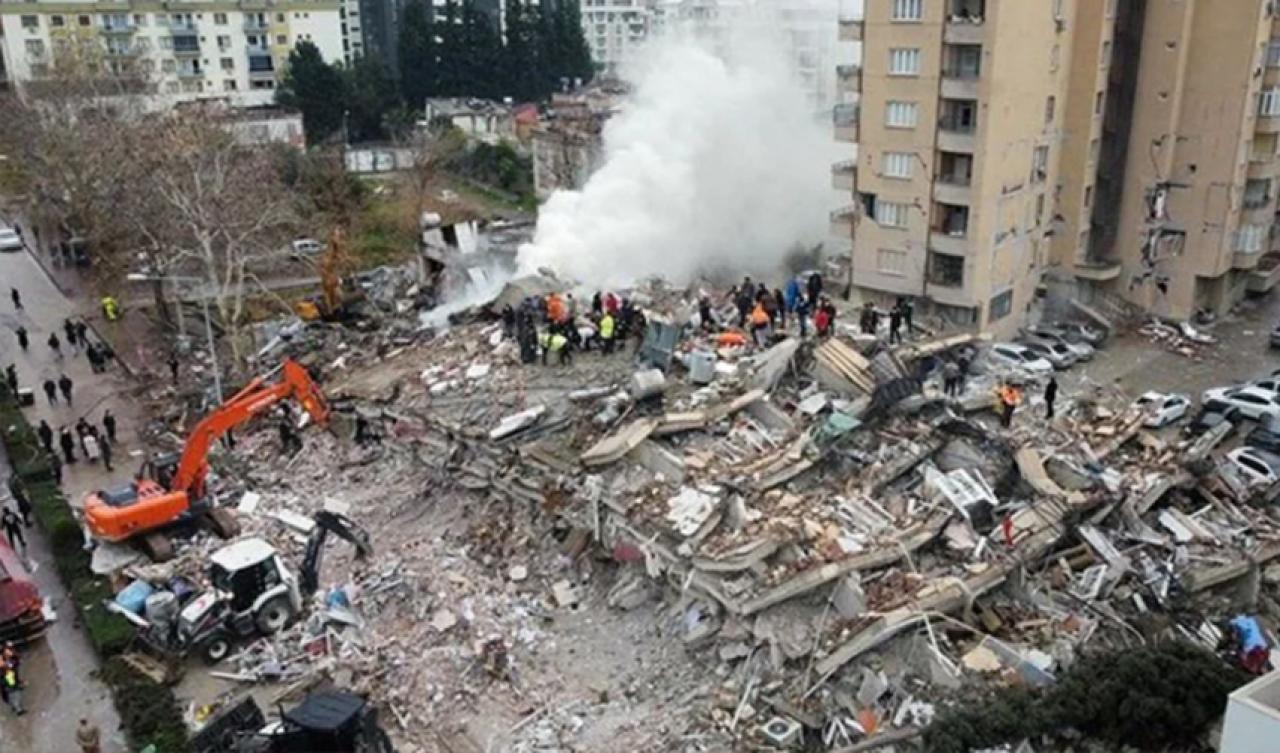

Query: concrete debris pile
147,281,1280,753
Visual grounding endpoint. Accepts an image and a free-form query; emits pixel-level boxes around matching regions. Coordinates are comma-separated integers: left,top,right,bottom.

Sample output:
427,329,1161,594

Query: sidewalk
1,246,129,750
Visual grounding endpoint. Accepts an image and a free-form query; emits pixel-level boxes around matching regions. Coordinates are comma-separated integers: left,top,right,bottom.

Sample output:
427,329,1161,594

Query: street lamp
126,273,223,403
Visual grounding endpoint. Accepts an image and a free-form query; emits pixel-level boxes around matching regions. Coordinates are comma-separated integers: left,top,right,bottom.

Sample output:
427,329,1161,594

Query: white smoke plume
517,23,834,288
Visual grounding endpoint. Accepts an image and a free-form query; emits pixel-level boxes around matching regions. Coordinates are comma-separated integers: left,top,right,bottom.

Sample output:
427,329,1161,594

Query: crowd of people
502,290,650,366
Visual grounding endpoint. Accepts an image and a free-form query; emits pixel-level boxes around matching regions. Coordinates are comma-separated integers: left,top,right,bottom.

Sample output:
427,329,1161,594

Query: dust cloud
517,23,834,288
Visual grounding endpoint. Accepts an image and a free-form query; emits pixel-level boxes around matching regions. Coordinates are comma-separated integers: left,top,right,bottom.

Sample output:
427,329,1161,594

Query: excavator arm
171,359,329,500
299,510,372,599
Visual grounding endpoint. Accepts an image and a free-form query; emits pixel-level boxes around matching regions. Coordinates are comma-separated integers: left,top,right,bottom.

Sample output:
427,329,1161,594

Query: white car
1201,386,1280,422
0,227,22,252
1225,447,1280,487
290,238,323,257
1134,391,1191,428
985,343,1054,375
1252,377,1280,396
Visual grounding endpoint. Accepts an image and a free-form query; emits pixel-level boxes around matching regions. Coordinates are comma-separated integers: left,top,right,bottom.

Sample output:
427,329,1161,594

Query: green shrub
923,642,1250,753
102,658,190,752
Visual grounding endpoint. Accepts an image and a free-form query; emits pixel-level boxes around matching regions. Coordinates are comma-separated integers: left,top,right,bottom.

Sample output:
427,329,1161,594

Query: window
251,79,276,90
1094,91,1104,115
276,34,287,44
49,14,64,27
24,39,45,57
135,38,151,52
1262,88,1280,117
1031,145,1049,183
883,152,914,179
1084,185,1093,208
928,252,964,287
214,12,228,24
19,15,37,30
78,14,90,26
162,59,176,73
893,0,923,21
223,79,238,91
886,101,918,128
1036,193,1046,221
1269,40,1280,68
276,12,285,22
221,57,235,71
1236,224,1266,253
1045,96,1056,124
134,14,147,26
875,201,910,228
989,290,1013,323
218,35,232,50
889,48,921,76
160,37,173,50
1089,137,1101,162
1100,40,1111,66
1245,179,1271,209
876,249,908,276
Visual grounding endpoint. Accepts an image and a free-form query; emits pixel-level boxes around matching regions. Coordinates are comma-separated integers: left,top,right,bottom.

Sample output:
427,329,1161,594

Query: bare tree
138,114,299,371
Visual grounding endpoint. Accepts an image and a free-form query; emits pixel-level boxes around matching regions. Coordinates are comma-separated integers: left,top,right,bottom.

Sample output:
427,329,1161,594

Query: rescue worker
14,326,27,352
773,288,786,329
278,419,302,456
9,288,20,311
750,300,770,347
63,319,77,351
102,410,117,443
599,311,616,355
539,330,572,365
58,373,73,404
4,364,15,396
1045,376,1059,419
101,296,120,321
546,293,566,331
795,295,811,337
999,383,1021,428
698,296,716,332
99,434,113,472
37,420,54,454
889,306,903,345
167,353,179,383
814,302,831,338
2,509,25,552
47,332,62,360
943,360,961,397
807,272,823,307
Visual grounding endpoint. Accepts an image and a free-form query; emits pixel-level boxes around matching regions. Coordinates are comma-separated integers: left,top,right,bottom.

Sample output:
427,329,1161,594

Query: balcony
941,73,980,100
944,18,985,45
248,53,275,77
1073,258,1122,281
929,231,969,255
830,205,859,237
831,160,857,192
927,279,976,307
1248,155,1280,179
834,103,859,143
1234,249,1264,270
1258,115,1280,134
836,65,861,94
170,23,198,37
937,126,976,153
99,22,136,35
1266,67,1280,87
838,17,863,42
1248,253,1280,292
933,175,972,205
244,17,269,32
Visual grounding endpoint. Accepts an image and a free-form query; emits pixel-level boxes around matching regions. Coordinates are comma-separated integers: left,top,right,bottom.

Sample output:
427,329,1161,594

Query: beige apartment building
833,0,1071,337
1054,0,1280,322
838,0,1280,334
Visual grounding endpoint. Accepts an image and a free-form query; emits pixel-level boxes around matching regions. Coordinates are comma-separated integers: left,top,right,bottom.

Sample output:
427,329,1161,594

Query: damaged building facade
1053,0,1280,322
841,0,1280,333
834,0,1071,338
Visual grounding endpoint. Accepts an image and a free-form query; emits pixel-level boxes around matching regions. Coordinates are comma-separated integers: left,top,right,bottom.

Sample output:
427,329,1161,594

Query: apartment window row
886,101,918,128
892,0,923,21
875,201,911,228
1262,88,1280,117
883,152,914,179
1236,224,1267,253
889,48,921,76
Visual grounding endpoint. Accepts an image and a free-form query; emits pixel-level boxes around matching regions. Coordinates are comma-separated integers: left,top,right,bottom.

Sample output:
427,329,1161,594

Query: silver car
1017,338,1078,370
0,227,22,253
1024,326,1095,361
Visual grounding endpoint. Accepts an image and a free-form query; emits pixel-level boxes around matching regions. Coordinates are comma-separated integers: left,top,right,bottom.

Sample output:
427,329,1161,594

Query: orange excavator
84,358,330,561
294,227,360,322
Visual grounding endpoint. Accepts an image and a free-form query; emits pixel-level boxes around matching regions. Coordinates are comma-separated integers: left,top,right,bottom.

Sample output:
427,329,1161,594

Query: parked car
1252,377,1280,397
289,238,323,258
984,343,1055,375
1134,391,1191,429
1225,447,1280,487
1023,326,1095,361
1185,399,1243,437
1050,321,1107,346
1017,339,1078,370
1246,418,1280,453
0,227,22,253
1201,386,1280,422
1271,322,1280,348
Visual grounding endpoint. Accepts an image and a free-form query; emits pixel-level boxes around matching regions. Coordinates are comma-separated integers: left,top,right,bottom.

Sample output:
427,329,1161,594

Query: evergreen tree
435,0,467,96
500,0,542,101
554,0,594,86
399,0,438,109
276,41,346,145
344,56,400,142
460,0,505,99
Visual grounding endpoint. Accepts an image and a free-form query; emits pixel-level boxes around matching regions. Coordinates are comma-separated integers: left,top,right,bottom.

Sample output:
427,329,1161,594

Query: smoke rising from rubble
518,25,833,288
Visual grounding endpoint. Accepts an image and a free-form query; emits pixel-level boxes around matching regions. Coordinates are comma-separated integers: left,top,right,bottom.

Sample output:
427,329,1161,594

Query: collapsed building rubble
119,279,1280,753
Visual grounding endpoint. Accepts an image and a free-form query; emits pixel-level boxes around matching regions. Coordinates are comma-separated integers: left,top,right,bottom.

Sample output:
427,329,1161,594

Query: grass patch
0,387,189,751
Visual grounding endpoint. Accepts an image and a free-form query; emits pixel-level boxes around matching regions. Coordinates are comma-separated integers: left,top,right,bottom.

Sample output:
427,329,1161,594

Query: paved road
1,244,136,752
